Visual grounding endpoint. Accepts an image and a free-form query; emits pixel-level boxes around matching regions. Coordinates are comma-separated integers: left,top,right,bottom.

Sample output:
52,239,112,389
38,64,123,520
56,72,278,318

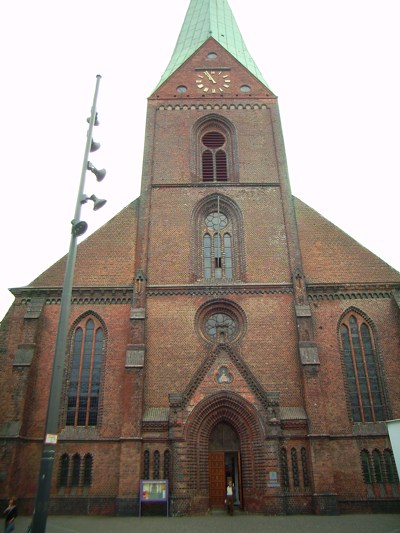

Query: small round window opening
176,85,187,93
205,212,228,231
206,313,237,341
240,85,251,93
202,131,225,148
207,52,217,59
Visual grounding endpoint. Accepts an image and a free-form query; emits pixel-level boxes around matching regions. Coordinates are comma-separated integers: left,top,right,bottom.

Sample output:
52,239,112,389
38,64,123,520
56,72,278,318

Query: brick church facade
1,0,400,517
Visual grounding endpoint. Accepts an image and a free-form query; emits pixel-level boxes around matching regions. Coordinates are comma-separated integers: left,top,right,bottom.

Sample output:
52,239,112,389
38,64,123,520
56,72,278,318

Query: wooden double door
208,450,241,509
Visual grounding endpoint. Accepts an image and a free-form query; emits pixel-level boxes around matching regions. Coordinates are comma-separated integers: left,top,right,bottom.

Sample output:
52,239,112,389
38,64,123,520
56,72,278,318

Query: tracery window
203,211,233,280
340,313,385,423
193,194,245,283
66,316,104,427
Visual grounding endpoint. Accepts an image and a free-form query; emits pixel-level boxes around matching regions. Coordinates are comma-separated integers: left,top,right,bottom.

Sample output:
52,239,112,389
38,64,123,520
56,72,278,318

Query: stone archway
183,391,266,513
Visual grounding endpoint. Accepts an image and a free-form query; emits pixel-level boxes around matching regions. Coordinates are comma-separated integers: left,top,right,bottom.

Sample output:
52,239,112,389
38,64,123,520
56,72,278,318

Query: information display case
139,480,168,517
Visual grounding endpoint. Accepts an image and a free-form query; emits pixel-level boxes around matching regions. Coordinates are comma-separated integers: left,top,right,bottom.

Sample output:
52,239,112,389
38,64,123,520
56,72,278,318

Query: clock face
195,70,231,93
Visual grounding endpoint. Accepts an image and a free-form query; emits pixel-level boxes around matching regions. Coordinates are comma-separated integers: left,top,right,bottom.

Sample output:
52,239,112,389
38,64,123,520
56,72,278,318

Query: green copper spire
155,0,268,90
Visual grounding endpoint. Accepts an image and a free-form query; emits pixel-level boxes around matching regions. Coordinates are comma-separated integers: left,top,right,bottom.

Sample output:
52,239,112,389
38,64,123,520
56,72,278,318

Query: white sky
1,0,399,321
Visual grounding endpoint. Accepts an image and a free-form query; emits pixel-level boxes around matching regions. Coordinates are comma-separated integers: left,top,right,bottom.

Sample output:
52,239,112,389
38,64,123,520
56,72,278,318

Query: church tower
0,0,399,517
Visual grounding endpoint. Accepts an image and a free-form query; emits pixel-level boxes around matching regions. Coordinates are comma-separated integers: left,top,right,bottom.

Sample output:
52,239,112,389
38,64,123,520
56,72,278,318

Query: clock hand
204,71,217,84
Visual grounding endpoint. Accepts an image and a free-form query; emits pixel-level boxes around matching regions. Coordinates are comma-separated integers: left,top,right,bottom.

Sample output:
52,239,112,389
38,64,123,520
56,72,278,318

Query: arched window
154,450,160,480
59,453,69,488
83,454,93,487
301,447,310,488
372,449,384,483
203,211,233,280
201,132,228,182
66,316,104,427
291,448,299,487
340,313,385,422
193,194,245,283
384,449,399,483
71,453,81,487
361,450,373,484
191,115,239,183
163,450,171,480
280,447,289,489
143,450,150,479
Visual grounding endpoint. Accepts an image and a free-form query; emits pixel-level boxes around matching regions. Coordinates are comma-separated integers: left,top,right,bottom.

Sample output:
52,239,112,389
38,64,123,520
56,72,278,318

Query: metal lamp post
31,75,106,533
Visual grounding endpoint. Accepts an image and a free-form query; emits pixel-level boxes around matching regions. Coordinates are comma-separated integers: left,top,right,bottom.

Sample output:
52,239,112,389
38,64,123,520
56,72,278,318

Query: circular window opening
207,52,217,59
176,85,187,93
202,131,225,148
240,85,251,93
206,313,237,340
195,300,247,344
205,212,228,231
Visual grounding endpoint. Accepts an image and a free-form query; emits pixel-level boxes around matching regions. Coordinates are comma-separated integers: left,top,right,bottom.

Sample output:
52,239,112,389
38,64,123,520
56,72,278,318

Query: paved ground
13,512,400,533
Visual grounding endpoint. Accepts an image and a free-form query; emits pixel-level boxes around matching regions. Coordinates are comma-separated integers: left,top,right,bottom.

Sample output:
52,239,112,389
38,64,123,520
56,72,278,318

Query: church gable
295,197,400,284
28,199,139,288
151,39,275,100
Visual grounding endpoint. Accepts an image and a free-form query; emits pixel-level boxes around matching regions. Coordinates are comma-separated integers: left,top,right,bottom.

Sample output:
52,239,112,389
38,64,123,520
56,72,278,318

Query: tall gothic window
203,211,233,280
192,194,246,282
340,313,385,423
66,316,104,427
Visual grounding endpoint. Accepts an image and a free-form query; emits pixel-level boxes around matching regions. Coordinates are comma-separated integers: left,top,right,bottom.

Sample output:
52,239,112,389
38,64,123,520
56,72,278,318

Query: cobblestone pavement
14,513,400,533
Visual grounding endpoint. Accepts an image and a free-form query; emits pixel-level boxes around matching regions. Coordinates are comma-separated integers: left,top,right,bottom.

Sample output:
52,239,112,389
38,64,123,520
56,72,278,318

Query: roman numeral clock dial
195,70,231,93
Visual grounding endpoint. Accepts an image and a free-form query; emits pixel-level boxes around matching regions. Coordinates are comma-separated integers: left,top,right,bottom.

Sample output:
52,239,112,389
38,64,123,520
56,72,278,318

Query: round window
240,85,251,93
205,212,228,231
205,313,237,340
195,300,247,344
207,52,217,59
202,131,225,148
176,85,187,93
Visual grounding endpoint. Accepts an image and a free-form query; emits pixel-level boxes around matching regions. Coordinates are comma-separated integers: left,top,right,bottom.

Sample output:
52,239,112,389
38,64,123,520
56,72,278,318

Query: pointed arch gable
191,114,239,182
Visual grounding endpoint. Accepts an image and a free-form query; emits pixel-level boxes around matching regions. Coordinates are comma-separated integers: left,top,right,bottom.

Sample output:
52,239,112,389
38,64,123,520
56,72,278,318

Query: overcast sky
1,0,399,321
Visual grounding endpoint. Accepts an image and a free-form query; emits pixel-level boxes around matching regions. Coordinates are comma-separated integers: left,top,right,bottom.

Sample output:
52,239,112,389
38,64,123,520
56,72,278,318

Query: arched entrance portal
184,391,266,513
209,422,242,509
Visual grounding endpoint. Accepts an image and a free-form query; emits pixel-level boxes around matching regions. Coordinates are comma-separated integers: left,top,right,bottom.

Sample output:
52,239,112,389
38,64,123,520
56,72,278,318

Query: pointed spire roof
155,0,267,90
